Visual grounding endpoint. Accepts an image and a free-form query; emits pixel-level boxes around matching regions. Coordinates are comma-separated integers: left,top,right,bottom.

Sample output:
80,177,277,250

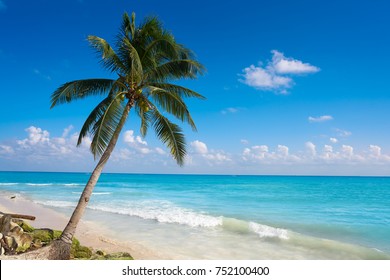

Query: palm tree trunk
49,102,132,259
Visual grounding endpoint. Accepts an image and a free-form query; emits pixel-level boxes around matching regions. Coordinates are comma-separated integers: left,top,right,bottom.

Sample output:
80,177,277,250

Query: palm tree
48,12,205,259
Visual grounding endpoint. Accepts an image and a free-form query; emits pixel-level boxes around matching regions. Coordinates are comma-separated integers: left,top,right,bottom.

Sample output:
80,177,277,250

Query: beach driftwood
0,212,36,221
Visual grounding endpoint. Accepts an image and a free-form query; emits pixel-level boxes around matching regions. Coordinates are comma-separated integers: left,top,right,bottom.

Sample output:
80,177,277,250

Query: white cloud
308,115,333,123
124,130,147,145
277,145,289,157
0,145,14,155
369,145,381,158
335,128,352,137
271,50,320,74
322,145,334,160
240,139,249,145
17,126,50,147
190,140,231,164
123,130,151,154
330,137,338,143
341,145,354,158
155,147,166,155
240,65,292,90
240,142,390,172
62,125,74,138
305,141,316,157
2,126,390,175
0,125,95,172
240,50,319,93
221,107,240,114
248,145,269,160
191,140,208,154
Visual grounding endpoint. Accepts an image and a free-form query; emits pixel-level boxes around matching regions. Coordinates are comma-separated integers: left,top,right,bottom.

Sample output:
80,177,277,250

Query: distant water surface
0,172,389,259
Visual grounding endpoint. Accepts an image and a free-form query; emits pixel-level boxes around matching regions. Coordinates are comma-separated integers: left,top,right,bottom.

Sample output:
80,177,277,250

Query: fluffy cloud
322,145,334,160
341,145,354,158
305,141,317,157
277,145,289,157
62,125,74,138
240,50,320,93
2,126,390,175
369,145,381,158
271,50,320,74
189,140,231,164
124,130,148,146
330,137,338,143
243,145,269,160
0,145,14,155
241,65,292,90
308,115,333,123
0,126,95,171
123,130,151,154
241,142,390,168
191,140,208,154
242,144,300,163
17,126,50,147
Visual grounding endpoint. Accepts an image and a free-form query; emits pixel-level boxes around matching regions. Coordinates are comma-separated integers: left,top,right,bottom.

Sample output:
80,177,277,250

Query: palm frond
119,12,135,39
90,94,127,158
134,95,153,137
151,109,186,166
117,37,143,84
141,37,181,73
77,96,114,146
147,86,196,130
50,79,115,108
148,83,205,99
88,36,126,74
144,59,204,82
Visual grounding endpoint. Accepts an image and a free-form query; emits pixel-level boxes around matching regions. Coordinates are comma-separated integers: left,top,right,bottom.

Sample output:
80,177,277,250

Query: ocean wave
35,200,76,208
26,183,53,186
0,182,84,187
249,221,289,239
88,200,223,228
87,200,289,240
221,217,289,239
35,198,288,240
71,191,112,195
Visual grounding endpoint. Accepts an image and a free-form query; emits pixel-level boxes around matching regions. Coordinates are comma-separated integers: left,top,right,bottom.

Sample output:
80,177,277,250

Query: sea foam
88,200,223,228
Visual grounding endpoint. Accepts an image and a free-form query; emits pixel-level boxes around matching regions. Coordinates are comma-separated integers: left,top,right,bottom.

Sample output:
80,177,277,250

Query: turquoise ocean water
0,171,389,259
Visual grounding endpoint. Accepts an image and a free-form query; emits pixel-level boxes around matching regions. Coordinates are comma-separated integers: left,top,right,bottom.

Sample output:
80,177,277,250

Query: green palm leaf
134,95,153,137
117,37,143,83
50,79,115,108
147,86,196,130
144,59,204,82
77,96,113,146
151,109,186,166
149,83,205,99
88,36,126,74
90,93,127,158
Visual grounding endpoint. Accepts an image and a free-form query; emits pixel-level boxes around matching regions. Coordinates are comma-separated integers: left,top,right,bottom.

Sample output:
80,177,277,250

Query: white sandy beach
0,192,167,260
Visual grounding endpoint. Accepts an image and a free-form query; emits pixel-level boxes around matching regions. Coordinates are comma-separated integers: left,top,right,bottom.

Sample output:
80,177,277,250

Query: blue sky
1,0,390,175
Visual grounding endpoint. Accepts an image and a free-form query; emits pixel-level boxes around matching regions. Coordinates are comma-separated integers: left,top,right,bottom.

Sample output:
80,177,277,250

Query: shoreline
1,175,389,260
0,192,167,260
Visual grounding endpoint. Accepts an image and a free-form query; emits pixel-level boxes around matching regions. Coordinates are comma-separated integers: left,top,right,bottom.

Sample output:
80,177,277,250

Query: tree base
47,239,71,260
